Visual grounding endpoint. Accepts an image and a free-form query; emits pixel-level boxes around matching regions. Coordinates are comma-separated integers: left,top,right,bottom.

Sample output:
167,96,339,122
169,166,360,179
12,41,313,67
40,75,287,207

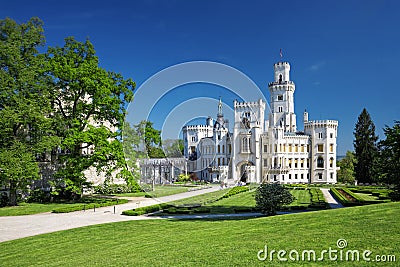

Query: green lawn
1,202,399,266
116,185,198,198
287,189,312,207
353,192,379,201
0,197,127,216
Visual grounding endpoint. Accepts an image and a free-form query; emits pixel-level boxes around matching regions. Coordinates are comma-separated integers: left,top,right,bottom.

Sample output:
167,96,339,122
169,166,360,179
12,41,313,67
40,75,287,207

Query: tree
0,18,58,205
337,151,356,184
353,108,379,184
378,121,400,200
162,139,184,158
46,37,134,199
255,184,294,215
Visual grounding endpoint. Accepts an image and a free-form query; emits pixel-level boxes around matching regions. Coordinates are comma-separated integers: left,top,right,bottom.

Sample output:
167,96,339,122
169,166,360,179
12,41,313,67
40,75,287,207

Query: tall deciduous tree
47,37,134,199
353,108,379,184
378,121,400,199
337,151,356,184
0,18,58,205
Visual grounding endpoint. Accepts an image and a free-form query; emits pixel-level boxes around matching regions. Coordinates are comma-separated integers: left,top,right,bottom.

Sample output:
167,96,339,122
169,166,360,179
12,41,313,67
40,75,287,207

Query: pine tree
353,108,378,184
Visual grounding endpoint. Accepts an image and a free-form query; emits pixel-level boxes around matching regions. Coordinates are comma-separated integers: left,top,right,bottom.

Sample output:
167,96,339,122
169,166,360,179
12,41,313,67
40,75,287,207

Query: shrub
94,183,141,195
255,184,294,215
52,198,128,213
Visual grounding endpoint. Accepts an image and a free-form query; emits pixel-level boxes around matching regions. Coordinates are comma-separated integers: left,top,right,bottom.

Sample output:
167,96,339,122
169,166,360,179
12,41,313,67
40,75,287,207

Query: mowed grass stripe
1,202,399,266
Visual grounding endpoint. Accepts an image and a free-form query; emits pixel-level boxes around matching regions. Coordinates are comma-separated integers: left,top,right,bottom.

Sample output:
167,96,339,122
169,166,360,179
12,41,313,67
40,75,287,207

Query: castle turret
268,61,297,132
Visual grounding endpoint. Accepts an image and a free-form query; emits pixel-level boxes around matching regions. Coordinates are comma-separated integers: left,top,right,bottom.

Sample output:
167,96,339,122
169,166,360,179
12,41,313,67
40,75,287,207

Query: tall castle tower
268,62,297,133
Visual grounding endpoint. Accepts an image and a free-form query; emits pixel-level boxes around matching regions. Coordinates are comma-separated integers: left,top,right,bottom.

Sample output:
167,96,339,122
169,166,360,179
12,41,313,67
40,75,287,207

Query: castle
182,60,338,184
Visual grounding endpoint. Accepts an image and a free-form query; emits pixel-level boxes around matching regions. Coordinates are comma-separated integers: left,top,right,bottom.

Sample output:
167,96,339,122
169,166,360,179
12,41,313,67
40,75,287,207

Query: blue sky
2,0,399,155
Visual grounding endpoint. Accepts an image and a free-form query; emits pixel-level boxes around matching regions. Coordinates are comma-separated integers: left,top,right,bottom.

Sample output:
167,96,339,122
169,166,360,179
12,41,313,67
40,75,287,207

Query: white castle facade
182,60,338,184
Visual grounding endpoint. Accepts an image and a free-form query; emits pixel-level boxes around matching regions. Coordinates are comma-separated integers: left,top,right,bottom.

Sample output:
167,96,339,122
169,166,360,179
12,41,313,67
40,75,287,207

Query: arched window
279,74,283,83
317,157,324,168
217,145,220,153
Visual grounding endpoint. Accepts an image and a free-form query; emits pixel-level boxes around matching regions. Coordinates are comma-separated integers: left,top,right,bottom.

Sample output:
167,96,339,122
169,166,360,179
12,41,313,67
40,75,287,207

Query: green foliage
0,17,59,205
308,188,329,208
162,139,184,157
46,37,135,198
353,108,379,183
378,121,400,199
337,151,356,184
121,203,169,216
255,184,294,215
220,186,249,199
177,173,191,183
94,183,141,195
52,198,128,213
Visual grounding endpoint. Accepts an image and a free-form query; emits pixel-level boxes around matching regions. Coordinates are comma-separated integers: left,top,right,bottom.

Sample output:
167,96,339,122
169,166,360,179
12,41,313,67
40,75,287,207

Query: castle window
318,173,323,180
279,74,283,83
228,144,232,154
264,144,268,153
301,173,304,179
289,144,292,152
288,159,292,168
307,158,310,168
278,106,283,112
295,159,298,168
301,144,305,152
330,144,334,152
278,95,283,101
301,159,304,168
295,144,298,152
264,159,268,167
318,132,323,139
330,172,334,179
222,145,225,153
330,157,334,168
191,136,196,142
317,157,324,168
218,158,220,166
217,145,220,153
289,174,292,179
317,144,324,152
330,133,333,138
295,174,298,179
242,137,250,153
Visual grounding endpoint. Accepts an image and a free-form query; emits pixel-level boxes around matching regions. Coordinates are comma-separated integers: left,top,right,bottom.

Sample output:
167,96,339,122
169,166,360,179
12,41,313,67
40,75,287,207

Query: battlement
234,99,265,109
304,120,338,128
268,80,295,87
183,125,213,130
274,61,290,67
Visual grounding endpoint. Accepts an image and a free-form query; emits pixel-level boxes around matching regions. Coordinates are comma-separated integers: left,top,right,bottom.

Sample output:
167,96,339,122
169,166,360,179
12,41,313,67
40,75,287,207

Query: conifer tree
353,108,378,183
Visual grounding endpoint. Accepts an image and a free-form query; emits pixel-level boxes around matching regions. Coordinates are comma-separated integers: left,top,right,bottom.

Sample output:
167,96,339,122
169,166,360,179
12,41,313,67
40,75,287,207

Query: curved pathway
0,186,222,243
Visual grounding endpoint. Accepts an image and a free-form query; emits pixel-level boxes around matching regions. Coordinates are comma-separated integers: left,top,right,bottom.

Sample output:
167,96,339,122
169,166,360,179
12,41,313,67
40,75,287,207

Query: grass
115,185,200,198
287,189,312,207
0,197,127,216
1,202,399,266
353,192,379,201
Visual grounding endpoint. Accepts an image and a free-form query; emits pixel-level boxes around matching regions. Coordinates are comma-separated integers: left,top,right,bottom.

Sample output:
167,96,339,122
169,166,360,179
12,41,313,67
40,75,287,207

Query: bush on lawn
94,183,141,195
255,184,294,215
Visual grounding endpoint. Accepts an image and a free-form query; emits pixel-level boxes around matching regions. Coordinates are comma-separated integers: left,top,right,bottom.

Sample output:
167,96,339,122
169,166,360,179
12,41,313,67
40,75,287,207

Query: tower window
278,106,283,112
318,132,323,139
317,144,324,152
317,157,324,168
279,74,283,83
278,95,283,101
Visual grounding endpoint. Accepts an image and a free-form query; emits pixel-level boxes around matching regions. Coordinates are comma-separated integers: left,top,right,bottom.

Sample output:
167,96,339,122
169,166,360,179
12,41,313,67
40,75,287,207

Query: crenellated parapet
304,120,338,129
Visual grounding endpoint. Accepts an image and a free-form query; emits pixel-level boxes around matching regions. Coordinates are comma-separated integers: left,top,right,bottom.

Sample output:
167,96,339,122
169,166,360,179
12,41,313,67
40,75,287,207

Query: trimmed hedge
52,199,128,213
122,203,171,216
330,188,361,206
309,188,329,209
